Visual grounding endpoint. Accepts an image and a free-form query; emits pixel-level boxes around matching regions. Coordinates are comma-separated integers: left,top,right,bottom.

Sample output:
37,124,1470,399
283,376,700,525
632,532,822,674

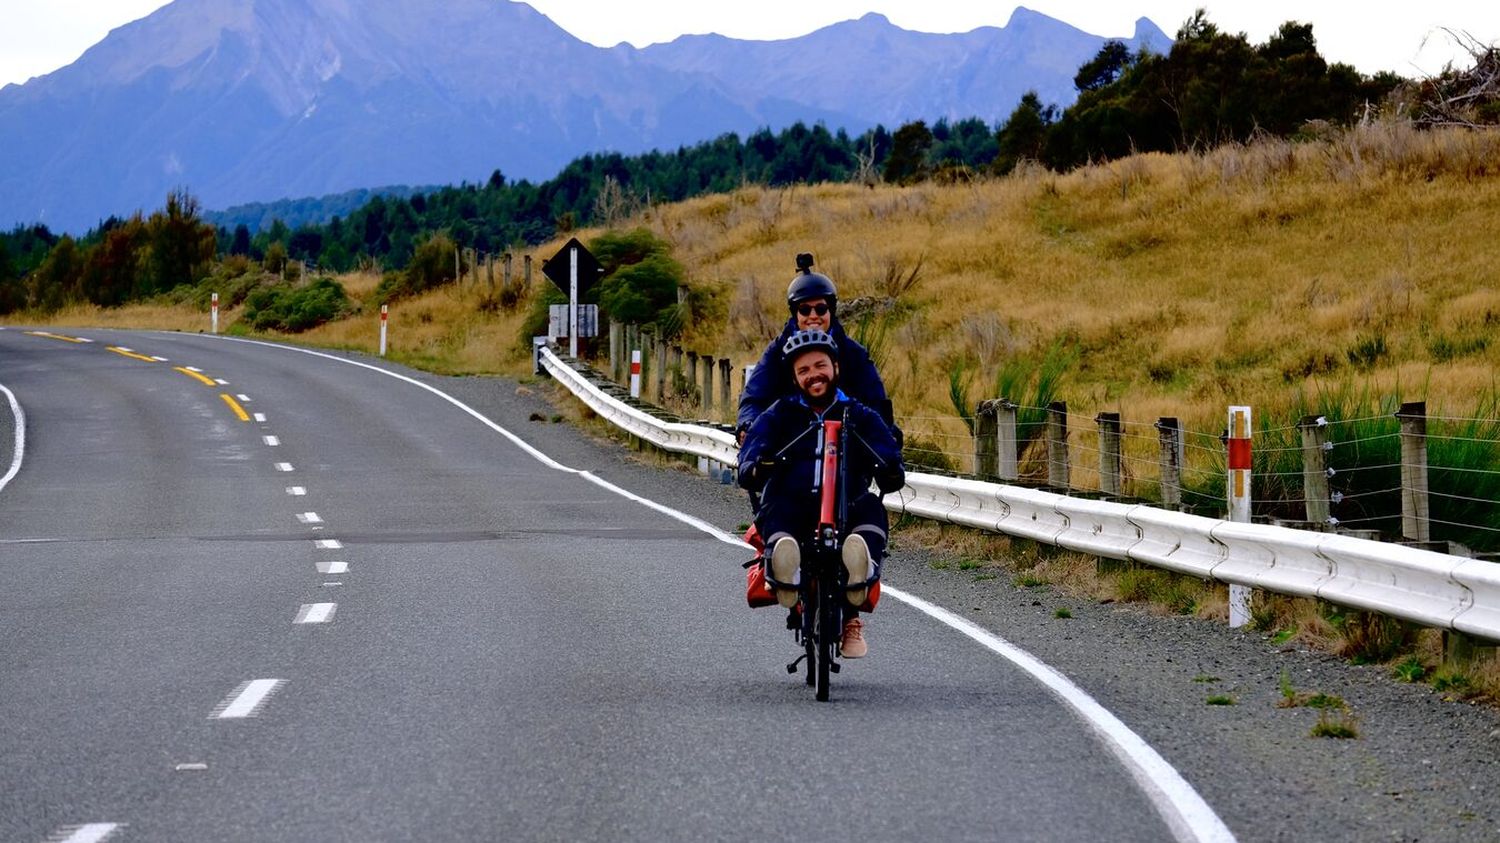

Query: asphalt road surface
0,327,1233,842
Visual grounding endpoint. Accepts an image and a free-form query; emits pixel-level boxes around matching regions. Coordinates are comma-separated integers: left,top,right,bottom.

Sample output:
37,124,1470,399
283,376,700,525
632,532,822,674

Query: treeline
995,14,1404,172
3,12,1451,318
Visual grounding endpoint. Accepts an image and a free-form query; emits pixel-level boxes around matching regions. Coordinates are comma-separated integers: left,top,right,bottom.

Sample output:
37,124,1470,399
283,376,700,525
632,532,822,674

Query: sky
2,0,1497,87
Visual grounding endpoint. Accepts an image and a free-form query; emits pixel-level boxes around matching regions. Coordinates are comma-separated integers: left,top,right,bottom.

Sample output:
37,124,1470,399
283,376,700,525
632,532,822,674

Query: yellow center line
220,393,251,422
107,346,158,363
174,367,218,387
25,330,88,344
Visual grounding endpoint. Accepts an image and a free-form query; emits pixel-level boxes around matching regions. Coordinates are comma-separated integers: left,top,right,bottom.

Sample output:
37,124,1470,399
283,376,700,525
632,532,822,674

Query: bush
242,277,350,333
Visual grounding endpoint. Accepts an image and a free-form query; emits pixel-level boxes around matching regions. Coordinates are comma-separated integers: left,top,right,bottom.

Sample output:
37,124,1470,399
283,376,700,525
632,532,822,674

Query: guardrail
539,346,1500,641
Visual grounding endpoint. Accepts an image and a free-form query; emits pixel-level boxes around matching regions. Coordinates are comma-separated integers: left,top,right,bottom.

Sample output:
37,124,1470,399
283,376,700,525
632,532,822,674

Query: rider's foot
840,617,867,658
770,536,800,608
842,532,872,606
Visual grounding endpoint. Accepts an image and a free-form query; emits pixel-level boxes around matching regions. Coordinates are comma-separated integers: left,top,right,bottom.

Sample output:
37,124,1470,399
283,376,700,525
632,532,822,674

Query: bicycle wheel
815,578,834,702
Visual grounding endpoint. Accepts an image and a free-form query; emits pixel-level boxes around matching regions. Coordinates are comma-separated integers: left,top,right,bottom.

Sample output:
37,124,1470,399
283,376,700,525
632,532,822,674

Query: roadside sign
542,238,603,296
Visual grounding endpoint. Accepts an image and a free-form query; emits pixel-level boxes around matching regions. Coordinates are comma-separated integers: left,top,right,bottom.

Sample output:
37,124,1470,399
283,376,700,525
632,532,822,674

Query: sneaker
840,617,867,658
769,536,801,608
842,533,872,607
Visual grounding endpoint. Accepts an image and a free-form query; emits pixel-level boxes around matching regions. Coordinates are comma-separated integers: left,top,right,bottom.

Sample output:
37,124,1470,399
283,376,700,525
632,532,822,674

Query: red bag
746,560,779,608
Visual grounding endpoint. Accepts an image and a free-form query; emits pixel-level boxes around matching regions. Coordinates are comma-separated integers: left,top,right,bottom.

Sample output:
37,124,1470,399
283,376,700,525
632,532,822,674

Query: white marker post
569,246,579,359
1226,405,1253,628
211,292,219,335
379,304,388,357
630,349,642,398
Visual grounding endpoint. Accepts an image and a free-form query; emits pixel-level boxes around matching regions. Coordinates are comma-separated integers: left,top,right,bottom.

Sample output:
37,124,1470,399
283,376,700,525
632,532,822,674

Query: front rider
738,330,905,659
736,253,894,445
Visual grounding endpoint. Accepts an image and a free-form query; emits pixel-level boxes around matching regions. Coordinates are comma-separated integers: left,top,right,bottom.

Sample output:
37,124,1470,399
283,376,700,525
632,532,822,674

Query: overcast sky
3,1,1496,87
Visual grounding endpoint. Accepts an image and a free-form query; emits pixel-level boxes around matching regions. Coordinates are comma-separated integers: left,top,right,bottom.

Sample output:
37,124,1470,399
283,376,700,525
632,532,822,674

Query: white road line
116,346,133,352
263,435,280,446
294,603,336,624
296,512,323,524
237,393,252,402
185,366,203,372
150,356,168,362
316,561,348,574
315,539,342,549
207,336,1233,843
214,378,229,385
287,486,307,496
253,413,268,423
0,384,25,494
275,462,294,472
213,679,283,719
50,823,123,843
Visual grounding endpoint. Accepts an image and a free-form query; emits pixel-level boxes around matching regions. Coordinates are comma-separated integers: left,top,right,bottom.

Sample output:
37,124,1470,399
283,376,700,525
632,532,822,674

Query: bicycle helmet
781,329,838,363
786,252,838,316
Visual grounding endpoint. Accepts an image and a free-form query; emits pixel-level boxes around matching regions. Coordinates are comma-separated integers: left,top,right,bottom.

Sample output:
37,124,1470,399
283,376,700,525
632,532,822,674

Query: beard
801,376,833,402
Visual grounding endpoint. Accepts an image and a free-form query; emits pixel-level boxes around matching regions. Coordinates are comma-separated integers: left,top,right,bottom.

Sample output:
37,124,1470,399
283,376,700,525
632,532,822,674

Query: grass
1391,655,1428,683
1310,711,1360,739
1206,695,1236,706
1053,607,1072,619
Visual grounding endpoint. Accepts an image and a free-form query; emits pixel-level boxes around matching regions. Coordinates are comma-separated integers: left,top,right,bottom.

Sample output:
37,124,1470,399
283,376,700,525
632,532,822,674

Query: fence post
974,400,999,480
1046,401,1069,490
1226,405,1253,629
1299,415,1332,526
654,334,667,402
1096,412,1122,497
1397,401,1430,542
523,255,532,291
686,352,699,405
629,349,642,398
504,253,513,291
487,253,495,293
1156,418,1184,510
609,322,623,383
701,355,715,414
997,399,1019,482
719,359,732,422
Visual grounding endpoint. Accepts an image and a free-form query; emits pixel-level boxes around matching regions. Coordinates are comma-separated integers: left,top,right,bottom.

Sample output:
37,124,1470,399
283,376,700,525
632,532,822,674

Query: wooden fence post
686,352,699,406
974,400,999,480
1397,401,1430,542
701,355,715,414
719,359,732,422
1157,418,1184,510
1299,415,1332,526
523,255,532,291
654,334,667,401
997,399,1019,482
1046,401,1069,490
1096,412,1122,497
609,322,623,383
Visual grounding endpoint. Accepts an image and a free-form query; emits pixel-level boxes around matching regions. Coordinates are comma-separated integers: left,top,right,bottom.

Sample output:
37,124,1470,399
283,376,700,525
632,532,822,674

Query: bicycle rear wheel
815,577,834,702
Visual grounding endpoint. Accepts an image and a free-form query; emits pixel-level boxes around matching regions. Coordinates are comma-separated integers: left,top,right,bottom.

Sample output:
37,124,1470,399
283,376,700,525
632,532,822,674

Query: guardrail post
1227,405,1253,629
1397,401,1430,542
997,399,1019,482
1299,415,1332,527
719,359,732,422
701,355,715,413
609,322,623,382
1156,418,1183,509
1096,412,1122,497
974,400,999,480
1046,402,1069,490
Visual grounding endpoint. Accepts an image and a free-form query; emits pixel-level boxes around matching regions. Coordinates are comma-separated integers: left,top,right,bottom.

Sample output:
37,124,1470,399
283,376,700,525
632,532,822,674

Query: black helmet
781,329,838,364
787,252,837,316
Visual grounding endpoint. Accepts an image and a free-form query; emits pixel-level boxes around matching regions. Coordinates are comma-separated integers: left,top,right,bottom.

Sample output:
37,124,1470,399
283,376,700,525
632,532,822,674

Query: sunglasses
796,303,830,317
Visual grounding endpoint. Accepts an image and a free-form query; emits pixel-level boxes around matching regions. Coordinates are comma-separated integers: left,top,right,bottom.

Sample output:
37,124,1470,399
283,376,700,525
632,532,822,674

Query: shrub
243,277,350,333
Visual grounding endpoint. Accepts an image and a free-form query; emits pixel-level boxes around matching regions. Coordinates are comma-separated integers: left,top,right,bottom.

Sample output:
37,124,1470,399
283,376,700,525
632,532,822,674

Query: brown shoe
770,536,800,608
842,533,871,607
840,617,867,658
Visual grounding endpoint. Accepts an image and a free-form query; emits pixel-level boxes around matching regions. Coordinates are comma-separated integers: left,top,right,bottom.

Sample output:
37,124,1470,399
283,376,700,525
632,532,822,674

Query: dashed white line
294,603,337,624
263,435,280,447
287,486,307,496
49,823,123,843
213,679,284,719
275,462,294,472
296,512,323,524
253,413,268,423
236,393,251,402
316,561,348,574
214,378,229,385
315,539,342,550
185,366,203,372
150,356,169,362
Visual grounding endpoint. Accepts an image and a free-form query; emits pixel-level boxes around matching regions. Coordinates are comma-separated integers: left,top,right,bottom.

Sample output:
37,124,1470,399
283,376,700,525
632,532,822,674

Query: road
0,327,1230,842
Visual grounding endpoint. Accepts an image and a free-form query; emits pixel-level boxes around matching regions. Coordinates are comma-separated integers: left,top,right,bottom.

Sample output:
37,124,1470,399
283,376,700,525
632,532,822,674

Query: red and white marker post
1226,405,1253,628
630,349,642,398
211,292,219,335
379,304,389,357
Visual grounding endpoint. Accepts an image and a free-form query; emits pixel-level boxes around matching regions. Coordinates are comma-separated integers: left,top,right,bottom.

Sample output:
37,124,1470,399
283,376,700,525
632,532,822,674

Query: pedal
830,663,841,674
786,654,808,674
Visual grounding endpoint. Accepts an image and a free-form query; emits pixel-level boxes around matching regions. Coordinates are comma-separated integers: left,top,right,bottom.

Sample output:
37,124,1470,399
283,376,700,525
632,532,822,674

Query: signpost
542,238,603,358
211,292,219,335
1227,405,1253,628
379,304,389,356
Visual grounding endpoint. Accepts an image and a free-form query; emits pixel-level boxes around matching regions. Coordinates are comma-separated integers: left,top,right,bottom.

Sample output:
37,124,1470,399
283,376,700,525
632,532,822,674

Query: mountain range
0,0,1168,233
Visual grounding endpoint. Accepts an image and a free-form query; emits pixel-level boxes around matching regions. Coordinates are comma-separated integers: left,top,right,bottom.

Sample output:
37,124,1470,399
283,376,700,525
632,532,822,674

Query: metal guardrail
540,347,1500,640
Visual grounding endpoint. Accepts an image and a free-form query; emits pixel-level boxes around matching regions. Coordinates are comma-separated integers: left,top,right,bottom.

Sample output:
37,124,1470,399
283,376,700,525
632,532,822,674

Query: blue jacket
737,317,891,434
738,390,906,506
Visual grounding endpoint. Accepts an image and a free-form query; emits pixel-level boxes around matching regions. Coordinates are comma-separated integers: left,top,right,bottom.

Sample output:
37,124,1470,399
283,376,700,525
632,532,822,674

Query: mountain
0,0,1168,233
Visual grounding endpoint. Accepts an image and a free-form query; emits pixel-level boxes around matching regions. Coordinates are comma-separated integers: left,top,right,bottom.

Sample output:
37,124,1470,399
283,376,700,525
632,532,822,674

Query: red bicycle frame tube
818,420,842,536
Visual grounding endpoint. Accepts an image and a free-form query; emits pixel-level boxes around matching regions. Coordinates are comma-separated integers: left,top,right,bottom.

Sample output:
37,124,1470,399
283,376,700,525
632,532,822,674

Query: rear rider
736,253,894,445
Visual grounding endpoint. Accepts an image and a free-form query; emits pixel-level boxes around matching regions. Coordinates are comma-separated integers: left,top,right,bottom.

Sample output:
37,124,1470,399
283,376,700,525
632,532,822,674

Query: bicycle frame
788,412,850,701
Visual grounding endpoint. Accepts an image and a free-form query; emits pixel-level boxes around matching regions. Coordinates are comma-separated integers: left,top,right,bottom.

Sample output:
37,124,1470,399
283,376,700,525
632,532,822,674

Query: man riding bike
736,253,894,445
738,330,905,658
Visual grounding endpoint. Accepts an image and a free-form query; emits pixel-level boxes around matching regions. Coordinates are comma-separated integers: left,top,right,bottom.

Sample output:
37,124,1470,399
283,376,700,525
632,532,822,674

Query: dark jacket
738,390,906,510
737,317,891,434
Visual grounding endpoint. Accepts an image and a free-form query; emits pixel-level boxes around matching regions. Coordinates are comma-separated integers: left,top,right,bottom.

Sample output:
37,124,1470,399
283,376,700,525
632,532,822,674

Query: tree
1075,41,1133,92
883,120,934,184
141,191,216,295
0,239,23,314
995,92,1057,174
229,224,252,256
29,235,84,312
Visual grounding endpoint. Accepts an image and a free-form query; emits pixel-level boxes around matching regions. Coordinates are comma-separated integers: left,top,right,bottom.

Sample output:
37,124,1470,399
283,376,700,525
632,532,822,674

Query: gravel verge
269,351,1500,842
